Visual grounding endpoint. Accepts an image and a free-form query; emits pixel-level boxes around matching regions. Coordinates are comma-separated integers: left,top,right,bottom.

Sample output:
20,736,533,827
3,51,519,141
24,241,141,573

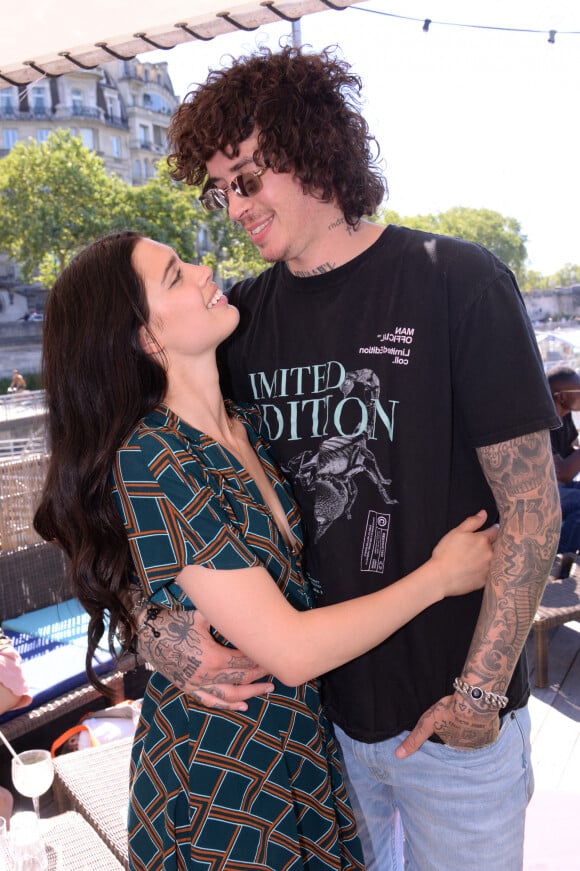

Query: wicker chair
0,541,132,741
532,553,580,688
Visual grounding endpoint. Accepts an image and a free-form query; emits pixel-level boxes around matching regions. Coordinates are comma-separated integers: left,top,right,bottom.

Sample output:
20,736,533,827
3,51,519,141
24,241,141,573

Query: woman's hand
431,510,498,598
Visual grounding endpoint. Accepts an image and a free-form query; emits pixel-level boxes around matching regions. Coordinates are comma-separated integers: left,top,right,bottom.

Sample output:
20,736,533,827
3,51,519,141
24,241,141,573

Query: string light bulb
351,7,580,47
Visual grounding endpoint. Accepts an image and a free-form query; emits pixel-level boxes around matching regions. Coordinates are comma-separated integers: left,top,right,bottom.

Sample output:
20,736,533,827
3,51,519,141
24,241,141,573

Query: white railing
0,390,46,425
0,434,47,456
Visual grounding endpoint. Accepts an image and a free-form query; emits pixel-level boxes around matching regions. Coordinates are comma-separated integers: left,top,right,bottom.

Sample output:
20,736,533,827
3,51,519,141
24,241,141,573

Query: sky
141,0,580,276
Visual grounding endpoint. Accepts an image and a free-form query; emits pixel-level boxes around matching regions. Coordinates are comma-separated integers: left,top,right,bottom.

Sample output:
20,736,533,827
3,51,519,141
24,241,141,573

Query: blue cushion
0,600,116,725
2,599,89,647
0,630,114,725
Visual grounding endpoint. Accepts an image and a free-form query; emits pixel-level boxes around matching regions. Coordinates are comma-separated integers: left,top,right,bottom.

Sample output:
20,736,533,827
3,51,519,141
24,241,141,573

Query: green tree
520,269,550,292
126,160,203,263
0,130,128,286
520,263,580,292
377,205,528,279
552,263,580,287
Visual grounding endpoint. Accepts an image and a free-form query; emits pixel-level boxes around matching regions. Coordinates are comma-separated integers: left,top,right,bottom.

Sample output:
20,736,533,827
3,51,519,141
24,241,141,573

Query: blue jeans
334,706,533,871
558,482,580,552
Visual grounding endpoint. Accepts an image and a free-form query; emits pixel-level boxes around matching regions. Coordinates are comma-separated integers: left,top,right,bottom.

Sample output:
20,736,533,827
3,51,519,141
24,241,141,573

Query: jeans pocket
509,708,535,802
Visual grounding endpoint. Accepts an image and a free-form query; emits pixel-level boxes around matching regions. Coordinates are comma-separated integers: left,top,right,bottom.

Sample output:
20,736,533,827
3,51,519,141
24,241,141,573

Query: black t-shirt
219,225,560,741
550,412,575,458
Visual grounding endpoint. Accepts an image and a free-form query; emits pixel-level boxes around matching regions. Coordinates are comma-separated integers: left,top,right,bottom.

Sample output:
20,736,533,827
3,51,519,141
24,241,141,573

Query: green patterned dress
112,402,364,871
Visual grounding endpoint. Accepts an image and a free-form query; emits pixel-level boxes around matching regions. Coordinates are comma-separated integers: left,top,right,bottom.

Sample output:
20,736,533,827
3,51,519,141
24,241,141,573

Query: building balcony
134,140,165,155
126,104,174,119
103,113,129,130
0,108,52,121
0,106,104,122
58,106,101,121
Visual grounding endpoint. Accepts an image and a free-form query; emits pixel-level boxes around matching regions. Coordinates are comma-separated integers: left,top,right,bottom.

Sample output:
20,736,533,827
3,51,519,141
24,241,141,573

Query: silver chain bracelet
453,677,508,710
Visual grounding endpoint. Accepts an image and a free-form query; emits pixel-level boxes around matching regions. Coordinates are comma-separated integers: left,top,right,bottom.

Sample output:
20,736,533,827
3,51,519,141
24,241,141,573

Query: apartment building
0,58,179,185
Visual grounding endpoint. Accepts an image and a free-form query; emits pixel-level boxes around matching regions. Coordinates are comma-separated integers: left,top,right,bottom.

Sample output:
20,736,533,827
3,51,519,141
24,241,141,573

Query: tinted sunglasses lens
235,172,263,197
200,188,228,211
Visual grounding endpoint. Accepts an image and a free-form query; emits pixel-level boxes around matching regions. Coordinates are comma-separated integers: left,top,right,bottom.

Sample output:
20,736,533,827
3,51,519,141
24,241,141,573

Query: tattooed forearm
132,603,274,711
136,607,261,692
462,431,560,691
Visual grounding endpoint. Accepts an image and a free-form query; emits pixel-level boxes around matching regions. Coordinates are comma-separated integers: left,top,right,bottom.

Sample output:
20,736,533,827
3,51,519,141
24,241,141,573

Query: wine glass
11,749,54,818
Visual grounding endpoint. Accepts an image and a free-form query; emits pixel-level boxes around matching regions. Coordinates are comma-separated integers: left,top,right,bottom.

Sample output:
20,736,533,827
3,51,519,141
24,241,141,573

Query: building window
153,125,164,147
31,86,47,115
79,128,95,150
134,159,141,179
71,89,83,115
111,135,121,158
2,129,18,149
106,95,120,121
37,129,51,142
0,89,15,115
139,124,149,148
141,92,172,114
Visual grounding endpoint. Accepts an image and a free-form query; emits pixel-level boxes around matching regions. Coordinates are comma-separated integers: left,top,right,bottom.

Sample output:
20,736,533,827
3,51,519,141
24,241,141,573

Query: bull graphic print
285,368,397,540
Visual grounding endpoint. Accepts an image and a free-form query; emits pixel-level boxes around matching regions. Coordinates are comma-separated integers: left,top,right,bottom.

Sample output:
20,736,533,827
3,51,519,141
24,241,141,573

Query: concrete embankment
0,323,42,380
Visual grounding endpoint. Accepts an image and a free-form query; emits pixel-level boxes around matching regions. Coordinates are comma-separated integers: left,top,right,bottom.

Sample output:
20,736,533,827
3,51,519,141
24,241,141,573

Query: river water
0,327,579,383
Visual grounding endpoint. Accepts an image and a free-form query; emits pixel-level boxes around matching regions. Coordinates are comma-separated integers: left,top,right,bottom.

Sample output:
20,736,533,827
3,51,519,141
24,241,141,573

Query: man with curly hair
137,46,560,870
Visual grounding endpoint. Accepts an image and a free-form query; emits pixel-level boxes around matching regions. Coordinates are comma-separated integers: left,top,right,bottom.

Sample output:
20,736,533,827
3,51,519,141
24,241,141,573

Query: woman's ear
138,324,159,356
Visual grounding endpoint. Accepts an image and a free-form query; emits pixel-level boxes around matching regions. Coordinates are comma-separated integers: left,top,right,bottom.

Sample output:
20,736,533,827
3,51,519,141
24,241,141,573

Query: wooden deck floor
524,620,580,870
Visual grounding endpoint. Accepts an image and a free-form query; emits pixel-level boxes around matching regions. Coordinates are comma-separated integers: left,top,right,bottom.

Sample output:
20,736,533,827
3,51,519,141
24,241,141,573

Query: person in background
547,365,580,552
7,370,26,393
0,628,32,820
131,45,562,871
33,231,497,870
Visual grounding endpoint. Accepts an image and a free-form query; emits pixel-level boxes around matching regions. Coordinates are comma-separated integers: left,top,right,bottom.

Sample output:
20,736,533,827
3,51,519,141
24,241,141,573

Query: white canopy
0,0,362,87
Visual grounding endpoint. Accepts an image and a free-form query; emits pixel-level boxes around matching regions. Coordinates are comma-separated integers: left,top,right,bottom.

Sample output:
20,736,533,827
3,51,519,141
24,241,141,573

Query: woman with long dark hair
35,232,496,870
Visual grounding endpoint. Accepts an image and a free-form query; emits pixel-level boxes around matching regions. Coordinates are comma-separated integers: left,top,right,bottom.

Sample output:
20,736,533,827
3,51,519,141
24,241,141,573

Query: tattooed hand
133,599,274,711
395,693,500,757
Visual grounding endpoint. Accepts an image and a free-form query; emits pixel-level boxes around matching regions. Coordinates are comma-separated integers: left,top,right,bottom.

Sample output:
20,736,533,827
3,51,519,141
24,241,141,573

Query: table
37,811,124,870
52,739,132,869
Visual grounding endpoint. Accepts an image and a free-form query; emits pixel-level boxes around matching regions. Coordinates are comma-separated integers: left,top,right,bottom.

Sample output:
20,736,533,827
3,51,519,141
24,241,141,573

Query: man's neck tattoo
328,217,354,236
293,262,337,278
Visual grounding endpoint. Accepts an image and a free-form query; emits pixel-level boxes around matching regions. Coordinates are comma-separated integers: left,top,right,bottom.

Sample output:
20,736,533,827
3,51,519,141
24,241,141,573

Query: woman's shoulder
115,406,189,478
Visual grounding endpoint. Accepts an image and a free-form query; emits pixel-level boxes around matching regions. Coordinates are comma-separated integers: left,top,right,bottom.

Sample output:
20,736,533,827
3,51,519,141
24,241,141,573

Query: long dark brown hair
168,46,387,227
34,231,166,694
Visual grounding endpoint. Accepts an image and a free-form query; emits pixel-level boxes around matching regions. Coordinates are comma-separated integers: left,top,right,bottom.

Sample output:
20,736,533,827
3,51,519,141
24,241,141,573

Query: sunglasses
199,167,268,211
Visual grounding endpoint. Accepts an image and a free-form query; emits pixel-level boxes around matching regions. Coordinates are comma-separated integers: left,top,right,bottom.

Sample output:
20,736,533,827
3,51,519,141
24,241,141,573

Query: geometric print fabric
128,674,363,869
112,404,364,869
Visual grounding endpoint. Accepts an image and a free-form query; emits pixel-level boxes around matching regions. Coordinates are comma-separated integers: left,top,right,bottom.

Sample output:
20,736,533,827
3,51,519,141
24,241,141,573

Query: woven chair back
0,452,49,550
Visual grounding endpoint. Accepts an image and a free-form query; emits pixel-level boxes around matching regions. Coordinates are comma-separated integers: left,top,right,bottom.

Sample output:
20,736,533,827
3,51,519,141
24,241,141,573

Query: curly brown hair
167,46,387,227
